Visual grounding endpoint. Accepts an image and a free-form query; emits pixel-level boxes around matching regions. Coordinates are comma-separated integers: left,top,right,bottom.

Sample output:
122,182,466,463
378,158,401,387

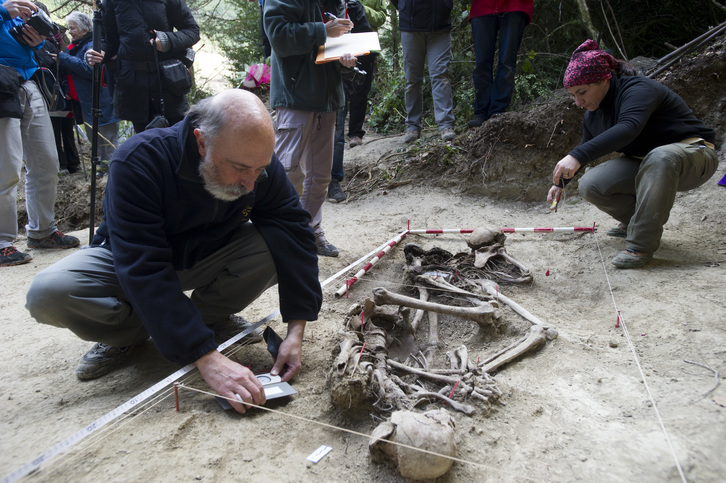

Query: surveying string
175,383,539,482
1,313,277,483
591,231,687,483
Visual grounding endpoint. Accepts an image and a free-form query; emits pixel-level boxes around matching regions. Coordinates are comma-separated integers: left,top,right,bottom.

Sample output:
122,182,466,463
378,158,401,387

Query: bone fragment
496,247,532,278
411,287,429,333
476,279,549,328
473,244,503,269
428,310,439,347
413,391,476,416
480,325,547,373
416,273,488,299
387,359,463,386
336,334,360,375
373,287,499,327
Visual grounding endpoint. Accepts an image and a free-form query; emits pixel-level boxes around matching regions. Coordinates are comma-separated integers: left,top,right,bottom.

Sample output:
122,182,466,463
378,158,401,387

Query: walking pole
88,2,103,244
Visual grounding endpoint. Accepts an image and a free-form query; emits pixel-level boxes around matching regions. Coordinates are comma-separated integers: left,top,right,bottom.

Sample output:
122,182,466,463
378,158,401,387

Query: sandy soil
1,130,725,482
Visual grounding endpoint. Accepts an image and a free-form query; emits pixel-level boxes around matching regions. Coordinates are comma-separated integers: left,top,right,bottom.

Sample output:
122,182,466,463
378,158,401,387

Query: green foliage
203,0,267,80
43,0,726,129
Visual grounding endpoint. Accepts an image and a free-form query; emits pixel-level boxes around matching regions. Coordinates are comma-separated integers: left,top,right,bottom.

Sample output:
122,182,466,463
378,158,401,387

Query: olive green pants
578,141,718,253
26,222,276,348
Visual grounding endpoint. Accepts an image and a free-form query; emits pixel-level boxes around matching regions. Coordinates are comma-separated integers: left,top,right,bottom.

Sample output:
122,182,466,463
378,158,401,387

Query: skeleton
331,227,556,416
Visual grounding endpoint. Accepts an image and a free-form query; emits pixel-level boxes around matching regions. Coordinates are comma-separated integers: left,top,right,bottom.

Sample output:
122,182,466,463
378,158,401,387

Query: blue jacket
58,34,119,127
0,6,43,79
390,0,452,32
92,115,322,366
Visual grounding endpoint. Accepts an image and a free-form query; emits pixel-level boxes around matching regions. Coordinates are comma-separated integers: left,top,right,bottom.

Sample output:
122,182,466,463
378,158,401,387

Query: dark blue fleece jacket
92,115,322,365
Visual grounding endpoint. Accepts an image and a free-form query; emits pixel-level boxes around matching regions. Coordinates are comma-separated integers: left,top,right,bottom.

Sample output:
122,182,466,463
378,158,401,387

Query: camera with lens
145,114,170,130
10,9,59,46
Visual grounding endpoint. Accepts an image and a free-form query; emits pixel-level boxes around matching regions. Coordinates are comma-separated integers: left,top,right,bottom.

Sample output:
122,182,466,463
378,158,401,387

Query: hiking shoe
349,135,363,148
327,179,347,203
612,248,653,269
441,127,456,142
27,230,80,249
403,129,420,144
0,246,33,267
607,223,627,238
467,115,487,128
210,315,265,345
316,236,339,257
75,341,146,380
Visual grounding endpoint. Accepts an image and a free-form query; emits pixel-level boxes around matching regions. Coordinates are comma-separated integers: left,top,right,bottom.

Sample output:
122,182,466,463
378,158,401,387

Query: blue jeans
471,11,528,118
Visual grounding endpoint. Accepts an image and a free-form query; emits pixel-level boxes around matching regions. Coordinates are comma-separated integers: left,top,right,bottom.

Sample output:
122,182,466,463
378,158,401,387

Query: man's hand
325,18,353,38
19,24,43,47
270,319,306,382
195,350,266,414
85,49,105,66
3,0,37,22
148,29,163,51
338,52,357,69
552,154,581,185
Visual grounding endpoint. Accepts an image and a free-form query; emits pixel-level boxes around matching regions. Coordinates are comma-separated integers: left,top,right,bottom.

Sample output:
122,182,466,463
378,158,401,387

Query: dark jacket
390,0,452,32
570,76,716,167
102,0,199,124
264,0,345,112
92,116,322,366
58,34,118,127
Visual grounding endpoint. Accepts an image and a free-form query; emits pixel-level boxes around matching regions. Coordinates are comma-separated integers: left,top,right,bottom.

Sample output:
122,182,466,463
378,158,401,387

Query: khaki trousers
578,141,718,253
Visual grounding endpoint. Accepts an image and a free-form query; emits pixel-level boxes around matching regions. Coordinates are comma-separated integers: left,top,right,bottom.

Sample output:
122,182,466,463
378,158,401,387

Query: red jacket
470,0,533,23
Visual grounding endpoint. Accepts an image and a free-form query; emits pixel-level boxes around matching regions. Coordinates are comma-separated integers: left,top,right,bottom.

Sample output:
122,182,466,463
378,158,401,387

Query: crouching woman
548,39,718,268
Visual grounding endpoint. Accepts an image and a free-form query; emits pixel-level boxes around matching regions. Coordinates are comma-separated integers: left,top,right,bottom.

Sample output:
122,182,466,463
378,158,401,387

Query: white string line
591,232,688,483
31,372,202,479
176,383,540,482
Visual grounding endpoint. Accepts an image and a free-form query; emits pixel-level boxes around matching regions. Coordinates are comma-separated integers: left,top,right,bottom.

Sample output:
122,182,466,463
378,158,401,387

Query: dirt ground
2,39,726,483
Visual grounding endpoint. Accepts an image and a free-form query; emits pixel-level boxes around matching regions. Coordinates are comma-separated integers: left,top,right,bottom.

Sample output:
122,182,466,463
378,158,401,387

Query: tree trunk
575,0,602,48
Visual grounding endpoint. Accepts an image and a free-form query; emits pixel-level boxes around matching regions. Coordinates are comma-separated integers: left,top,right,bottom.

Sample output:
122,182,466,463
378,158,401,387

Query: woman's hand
552,154,582,185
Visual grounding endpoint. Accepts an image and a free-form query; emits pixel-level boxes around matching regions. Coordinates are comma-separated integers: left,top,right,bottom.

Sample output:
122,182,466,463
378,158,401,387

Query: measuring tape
1,311,278,483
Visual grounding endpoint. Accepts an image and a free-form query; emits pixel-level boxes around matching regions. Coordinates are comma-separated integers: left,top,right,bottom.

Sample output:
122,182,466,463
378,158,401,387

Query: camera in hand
10,9,59,46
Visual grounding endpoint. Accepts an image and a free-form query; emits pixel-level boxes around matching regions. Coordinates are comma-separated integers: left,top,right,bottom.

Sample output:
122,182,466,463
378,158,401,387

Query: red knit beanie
563,39,618,88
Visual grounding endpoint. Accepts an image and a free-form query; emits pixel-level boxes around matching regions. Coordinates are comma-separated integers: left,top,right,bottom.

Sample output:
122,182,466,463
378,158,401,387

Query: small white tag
307,445,332,463
264,386,283,396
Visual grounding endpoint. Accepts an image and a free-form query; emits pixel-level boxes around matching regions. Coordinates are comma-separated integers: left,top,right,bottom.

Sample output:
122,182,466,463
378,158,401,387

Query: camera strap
151,35,165,117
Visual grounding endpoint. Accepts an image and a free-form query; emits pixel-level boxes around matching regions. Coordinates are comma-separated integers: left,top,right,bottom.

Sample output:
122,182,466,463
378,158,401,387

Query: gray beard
198,154,250,201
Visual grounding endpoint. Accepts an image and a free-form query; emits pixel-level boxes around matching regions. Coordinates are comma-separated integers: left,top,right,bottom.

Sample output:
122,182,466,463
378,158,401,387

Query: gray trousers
26,223,277,348
578,141,718,253
274,108,336,239
401,30,455,131
0,80,60,248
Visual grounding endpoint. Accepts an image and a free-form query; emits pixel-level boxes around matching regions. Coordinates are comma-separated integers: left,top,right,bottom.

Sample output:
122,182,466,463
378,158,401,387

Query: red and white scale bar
407,225,596,234
334,230,409,298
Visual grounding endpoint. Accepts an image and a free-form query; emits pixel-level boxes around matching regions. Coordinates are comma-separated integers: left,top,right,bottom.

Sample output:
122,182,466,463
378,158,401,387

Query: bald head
188,89,275,151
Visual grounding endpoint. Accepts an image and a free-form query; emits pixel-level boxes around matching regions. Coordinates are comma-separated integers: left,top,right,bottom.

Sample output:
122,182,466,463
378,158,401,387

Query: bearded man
26,90,322,414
